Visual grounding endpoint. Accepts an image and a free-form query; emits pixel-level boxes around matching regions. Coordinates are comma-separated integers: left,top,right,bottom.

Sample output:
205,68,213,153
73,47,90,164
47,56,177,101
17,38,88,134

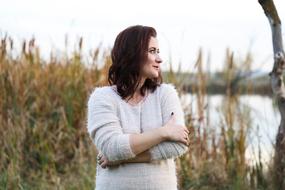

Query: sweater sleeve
149,84,189,161
87,87,136,162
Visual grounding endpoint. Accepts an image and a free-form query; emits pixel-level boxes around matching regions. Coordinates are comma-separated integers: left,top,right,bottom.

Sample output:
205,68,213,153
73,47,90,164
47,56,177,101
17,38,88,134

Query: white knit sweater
87,83,188,190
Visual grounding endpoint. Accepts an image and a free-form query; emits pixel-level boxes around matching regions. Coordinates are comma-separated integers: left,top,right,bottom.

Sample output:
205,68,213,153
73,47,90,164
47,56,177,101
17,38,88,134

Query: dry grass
0,36,273,189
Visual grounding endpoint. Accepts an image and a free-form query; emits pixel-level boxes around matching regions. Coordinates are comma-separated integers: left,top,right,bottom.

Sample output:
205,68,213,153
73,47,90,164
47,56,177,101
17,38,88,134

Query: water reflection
181,94,280,164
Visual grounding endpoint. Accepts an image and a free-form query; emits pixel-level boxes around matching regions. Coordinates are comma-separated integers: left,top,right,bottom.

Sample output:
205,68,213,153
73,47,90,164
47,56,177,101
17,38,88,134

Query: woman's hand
97,152,122,169
162,113,190,145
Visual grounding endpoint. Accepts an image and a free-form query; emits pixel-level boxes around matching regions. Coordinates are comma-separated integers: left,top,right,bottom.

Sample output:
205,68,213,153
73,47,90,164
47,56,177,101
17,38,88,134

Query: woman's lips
153,65,159,70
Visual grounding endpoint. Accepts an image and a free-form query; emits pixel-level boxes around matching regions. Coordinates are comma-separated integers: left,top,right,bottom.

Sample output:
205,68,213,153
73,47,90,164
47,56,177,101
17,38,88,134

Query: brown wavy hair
108,25,163,100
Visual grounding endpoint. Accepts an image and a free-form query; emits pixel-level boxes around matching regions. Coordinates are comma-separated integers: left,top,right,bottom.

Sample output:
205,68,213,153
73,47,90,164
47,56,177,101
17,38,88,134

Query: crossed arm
95,112,189,168
87,85,189,168
97,150,151,168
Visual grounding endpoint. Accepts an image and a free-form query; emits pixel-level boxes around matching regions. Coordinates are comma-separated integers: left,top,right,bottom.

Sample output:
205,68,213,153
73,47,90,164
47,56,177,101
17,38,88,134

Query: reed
0,36,272,189
176,49,270,190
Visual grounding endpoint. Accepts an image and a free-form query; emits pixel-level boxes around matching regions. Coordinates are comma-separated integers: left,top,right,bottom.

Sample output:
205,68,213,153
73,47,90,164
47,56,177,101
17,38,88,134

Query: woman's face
140,37,162,80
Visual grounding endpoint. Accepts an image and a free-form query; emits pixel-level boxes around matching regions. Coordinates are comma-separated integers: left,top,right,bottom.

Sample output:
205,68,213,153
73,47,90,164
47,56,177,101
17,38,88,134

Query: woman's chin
145,70,159,79
151,73,159,78
152,70,160,77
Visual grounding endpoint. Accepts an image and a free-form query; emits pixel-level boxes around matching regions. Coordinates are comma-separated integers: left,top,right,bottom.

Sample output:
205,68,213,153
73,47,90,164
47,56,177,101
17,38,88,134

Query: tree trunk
258,0,285,189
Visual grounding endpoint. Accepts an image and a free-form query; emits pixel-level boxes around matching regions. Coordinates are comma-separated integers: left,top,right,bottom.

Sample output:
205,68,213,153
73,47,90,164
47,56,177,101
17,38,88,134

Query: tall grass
172,49,272,190
0,36,273,189
0,37,111,189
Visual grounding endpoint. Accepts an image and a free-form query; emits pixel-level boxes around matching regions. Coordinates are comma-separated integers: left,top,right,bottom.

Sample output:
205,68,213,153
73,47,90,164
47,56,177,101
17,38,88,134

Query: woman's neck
136,78,146,95
128,79,146,103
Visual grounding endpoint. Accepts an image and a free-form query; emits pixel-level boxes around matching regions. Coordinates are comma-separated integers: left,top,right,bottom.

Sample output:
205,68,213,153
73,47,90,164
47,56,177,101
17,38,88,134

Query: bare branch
258,0,285,188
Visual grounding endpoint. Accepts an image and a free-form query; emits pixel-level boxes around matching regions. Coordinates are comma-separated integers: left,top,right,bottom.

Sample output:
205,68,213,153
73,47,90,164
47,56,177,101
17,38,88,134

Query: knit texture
87,83,188,190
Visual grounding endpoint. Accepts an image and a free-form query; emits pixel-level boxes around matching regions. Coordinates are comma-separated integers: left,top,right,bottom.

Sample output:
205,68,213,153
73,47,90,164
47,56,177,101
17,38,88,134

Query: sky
1,0,285,72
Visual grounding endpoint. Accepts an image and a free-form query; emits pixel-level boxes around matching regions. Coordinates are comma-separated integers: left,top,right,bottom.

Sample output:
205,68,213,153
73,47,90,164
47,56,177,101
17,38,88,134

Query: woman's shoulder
88,86,115,105
90,85,113,96
157,83,178,96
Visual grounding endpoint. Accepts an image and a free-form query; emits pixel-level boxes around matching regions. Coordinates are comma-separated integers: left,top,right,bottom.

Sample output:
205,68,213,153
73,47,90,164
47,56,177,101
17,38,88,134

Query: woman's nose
155,55,163,63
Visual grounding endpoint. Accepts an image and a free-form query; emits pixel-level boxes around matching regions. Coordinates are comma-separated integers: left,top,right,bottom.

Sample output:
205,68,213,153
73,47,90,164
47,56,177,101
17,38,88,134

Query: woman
87,25,189,190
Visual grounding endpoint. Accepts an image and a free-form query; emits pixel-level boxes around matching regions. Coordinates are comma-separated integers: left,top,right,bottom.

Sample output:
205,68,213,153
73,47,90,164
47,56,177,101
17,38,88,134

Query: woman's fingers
101,161,107,169
183,126,189,134
182,138,188,145
186,128,190,134
184,131,189,138
97,152,103,161
97,156,100,163
180,126,189,137
99,159,104,165
177,124,189,133
178,137,186,145
100,159,108,169
98,154,109,168
178,133,188,145
182,131,190,145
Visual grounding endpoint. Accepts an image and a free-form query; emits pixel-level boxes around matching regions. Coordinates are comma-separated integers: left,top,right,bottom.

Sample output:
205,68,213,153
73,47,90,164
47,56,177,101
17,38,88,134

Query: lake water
181,94,280,165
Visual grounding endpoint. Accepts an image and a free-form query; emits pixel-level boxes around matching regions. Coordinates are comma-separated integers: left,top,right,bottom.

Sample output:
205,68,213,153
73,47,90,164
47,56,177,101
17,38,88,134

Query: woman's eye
148,49,160,55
